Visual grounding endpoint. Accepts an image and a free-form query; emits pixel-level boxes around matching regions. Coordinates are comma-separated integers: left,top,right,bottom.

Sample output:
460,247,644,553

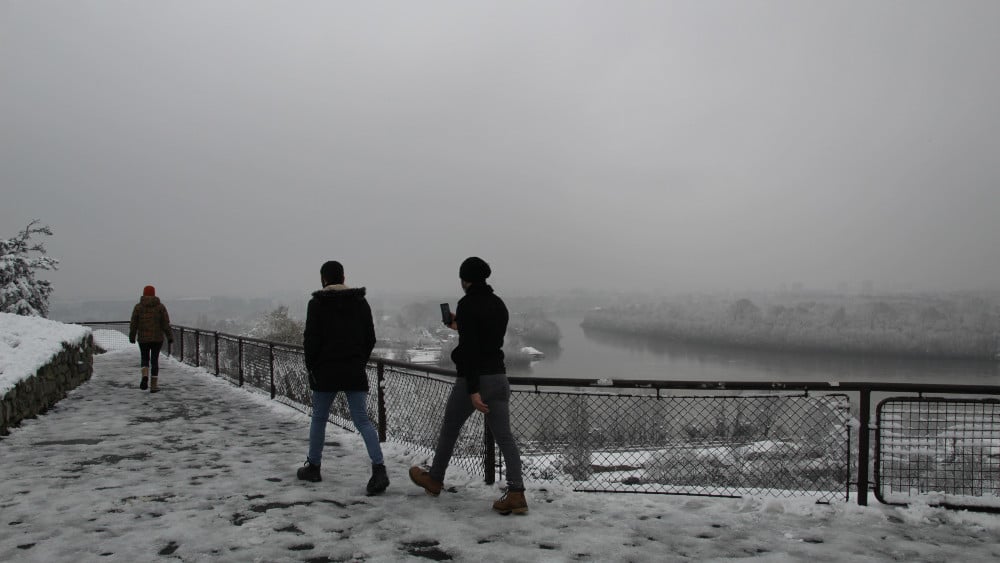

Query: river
510,314,1000,385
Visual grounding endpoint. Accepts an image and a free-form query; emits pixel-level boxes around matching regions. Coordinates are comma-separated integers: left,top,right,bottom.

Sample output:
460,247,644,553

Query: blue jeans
307,390,384,466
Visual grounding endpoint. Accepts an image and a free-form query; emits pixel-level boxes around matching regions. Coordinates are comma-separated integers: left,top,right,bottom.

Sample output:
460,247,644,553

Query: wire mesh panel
271,346,310,410
167,326,182,358
876,397,1000,509
81,322,131,351
381,367,485,478
215,334,242,386
196,331,215,371
241,340,272,393
507,389,851,502
179,329,198,365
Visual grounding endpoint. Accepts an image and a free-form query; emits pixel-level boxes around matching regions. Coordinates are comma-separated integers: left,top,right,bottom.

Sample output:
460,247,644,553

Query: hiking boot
492,488,528,515
366,463,390,496
139,367,149,390
149,376,159,393
408,466,442,496
297,461,321,482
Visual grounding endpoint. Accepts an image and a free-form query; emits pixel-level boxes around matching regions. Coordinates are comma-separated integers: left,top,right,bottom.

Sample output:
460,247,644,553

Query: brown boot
408,466,442,496
150,376,159,393
139,367,149,390
492,489,528,515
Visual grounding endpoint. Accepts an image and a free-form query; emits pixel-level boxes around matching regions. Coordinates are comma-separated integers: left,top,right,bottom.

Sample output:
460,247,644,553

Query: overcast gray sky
3,1,999,301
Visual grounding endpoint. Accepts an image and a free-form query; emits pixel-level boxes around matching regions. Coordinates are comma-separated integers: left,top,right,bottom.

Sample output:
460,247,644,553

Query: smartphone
440,303,452,325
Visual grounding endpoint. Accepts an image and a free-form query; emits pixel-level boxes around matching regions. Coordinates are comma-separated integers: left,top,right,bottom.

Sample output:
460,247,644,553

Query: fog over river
512,315,1000,386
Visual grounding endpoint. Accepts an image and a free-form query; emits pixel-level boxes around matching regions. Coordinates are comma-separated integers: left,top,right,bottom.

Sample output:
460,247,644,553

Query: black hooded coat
302,285,376,392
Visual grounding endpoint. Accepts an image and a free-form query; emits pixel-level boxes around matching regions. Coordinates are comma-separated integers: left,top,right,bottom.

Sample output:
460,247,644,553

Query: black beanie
459,257,491,283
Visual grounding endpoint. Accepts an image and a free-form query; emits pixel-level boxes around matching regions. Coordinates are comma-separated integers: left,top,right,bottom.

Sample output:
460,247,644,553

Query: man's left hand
471,392,489,413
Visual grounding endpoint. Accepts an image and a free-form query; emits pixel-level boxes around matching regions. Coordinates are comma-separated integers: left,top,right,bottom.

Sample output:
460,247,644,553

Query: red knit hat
143,285,155,296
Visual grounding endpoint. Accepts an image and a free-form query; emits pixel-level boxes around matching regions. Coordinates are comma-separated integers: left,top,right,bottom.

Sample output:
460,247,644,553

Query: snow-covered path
2,350,1000,562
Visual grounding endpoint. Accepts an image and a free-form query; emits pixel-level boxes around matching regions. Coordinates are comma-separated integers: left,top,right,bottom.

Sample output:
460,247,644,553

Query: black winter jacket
450,283,508,394
303,285,377,392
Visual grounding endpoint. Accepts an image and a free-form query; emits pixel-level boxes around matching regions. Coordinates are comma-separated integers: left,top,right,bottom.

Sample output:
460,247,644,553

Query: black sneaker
297,461,321,482
366,463,389,495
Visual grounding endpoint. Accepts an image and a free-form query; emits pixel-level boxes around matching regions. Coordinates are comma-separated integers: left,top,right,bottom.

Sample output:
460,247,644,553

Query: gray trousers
430,374,523,489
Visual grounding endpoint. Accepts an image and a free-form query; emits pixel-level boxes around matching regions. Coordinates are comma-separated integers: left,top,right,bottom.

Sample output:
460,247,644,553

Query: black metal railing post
179,327,184,361
269,343,275,399
238,338,244,386
484,424,496,485
858,387,871,506
194,329,200,367
214,331,220,375
376,361,387,442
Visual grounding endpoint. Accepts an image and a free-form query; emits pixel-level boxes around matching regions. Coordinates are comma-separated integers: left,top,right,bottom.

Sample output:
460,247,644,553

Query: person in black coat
297,260,388,495
409,257,528,514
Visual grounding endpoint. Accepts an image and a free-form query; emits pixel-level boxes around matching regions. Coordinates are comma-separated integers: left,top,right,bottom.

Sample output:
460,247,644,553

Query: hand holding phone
440,303,452,326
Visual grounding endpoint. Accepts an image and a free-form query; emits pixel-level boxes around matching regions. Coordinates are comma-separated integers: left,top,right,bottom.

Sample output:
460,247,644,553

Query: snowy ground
2,351,1000,562
0,312,90,395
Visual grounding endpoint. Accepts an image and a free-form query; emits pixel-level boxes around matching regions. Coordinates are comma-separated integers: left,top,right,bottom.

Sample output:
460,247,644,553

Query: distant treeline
582,291,1000,360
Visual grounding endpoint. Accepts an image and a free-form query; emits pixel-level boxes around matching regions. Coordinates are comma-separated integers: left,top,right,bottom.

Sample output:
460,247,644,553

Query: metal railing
81,322,1000,508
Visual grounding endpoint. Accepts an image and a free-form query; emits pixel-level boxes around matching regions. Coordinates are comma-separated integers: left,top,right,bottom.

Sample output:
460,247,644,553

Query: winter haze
3,1,999,301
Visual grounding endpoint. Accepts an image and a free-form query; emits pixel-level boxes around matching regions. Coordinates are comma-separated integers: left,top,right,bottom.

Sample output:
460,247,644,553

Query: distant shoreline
580,321,999,364
582,293,1000,363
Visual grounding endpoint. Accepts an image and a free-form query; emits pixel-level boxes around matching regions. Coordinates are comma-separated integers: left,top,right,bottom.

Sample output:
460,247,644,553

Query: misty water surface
512,315,1000,386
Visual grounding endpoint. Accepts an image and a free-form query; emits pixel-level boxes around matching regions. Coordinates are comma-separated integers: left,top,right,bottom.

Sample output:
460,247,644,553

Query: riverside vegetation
582,290,1000,361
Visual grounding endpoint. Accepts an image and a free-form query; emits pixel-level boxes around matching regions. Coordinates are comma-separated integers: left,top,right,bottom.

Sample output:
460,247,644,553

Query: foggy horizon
4,1,1000,302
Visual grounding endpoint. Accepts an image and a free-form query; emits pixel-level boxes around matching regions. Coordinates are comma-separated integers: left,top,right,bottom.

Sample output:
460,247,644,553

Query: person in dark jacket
297,260,389,495
409,257,527,514
128,285,173,393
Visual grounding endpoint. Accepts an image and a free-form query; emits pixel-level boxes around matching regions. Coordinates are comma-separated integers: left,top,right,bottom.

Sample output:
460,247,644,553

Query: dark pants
430,374,523,489
138,341,163,376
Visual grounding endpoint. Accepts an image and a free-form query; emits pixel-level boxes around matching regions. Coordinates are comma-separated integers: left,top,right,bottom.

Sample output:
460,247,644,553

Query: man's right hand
471,392,489,413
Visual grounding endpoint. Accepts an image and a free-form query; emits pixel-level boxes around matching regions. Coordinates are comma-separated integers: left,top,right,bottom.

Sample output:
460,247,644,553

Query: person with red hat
128,285,174,392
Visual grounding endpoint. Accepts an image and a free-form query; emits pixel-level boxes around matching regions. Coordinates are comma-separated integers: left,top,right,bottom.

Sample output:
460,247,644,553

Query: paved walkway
2,350,1000,562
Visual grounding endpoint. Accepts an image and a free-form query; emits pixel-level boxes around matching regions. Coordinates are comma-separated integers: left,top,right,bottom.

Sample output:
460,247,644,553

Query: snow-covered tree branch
0,220,59,317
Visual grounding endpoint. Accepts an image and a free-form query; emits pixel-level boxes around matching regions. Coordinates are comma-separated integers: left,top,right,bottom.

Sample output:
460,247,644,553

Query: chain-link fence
85,321,132,353
507,388,851,502
78,322,852,501
79,321,1000,507
381,366,486,478
875,397,1000,509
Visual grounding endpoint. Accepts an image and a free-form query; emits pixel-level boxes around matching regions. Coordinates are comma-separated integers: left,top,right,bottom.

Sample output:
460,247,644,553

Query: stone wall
0,335,94,436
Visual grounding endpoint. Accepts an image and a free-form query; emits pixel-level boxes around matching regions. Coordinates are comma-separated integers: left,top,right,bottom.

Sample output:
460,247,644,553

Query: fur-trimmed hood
303,283,376,392
310,284,367,301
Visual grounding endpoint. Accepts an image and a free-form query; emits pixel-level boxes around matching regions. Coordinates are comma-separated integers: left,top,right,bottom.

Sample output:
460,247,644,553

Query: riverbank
582,292,1000,362
505,313,1000,385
